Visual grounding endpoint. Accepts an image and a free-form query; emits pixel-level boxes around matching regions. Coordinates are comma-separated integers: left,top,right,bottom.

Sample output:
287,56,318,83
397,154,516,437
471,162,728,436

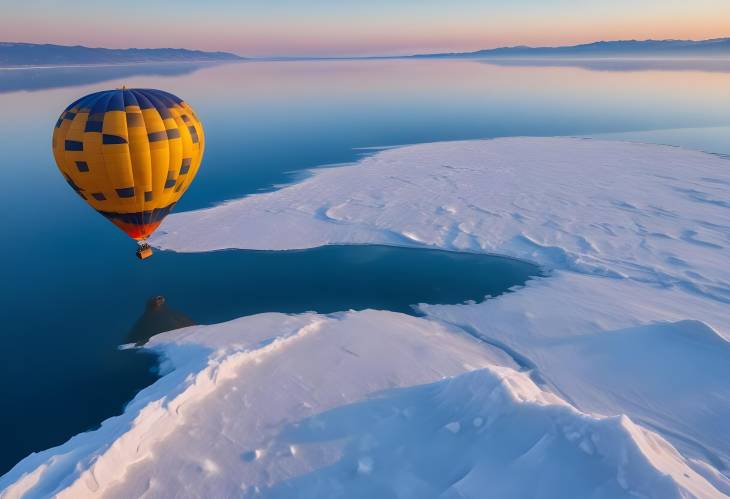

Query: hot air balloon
51,88,204,259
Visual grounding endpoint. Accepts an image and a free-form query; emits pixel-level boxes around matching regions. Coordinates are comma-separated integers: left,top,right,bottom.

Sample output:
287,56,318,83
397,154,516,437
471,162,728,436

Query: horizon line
2,36,730,60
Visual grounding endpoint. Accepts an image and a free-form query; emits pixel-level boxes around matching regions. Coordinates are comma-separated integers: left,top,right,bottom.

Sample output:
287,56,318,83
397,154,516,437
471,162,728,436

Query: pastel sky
3,0,729,56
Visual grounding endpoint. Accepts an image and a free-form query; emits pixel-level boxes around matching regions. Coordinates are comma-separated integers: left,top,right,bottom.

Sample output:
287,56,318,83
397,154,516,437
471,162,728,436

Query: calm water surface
1,59,729,473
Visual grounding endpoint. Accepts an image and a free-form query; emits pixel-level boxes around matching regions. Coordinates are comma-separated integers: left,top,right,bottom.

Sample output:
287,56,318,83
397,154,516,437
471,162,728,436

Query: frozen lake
1,58,729,474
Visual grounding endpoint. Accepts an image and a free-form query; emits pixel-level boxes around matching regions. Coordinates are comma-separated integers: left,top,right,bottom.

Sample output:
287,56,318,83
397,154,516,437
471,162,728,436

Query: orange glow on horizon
0,1,728,57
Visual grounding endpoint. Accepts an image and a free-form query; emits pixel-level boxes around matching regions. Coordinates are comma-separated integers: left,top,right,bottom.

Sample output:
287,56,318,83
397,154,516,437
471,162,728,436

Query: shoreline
0,60,240,70
3,55,730,70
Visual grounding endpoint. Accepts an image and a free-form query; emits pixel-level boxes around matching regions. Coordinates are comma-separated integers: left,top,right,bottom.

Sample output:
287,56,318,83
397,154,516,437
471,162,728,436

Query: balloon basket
136,243,153,260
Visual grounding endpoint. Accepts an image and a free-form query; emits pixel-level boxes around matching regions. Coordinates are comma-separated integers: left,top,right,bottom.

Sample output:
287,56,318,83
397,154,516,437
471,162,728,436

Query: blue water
1,59,729,474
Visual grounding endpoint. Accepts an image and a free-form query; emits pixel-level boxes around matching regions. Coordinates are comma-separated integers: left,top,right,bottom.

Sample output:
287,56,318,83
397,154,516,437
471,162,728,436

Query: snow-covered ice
2,137,729,498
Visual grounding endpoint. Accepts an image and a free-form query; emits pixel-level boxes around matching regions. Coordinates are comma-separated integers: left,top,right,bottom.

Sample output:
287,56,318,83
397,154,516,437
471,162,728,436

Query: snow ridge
0,315,328,498
1,312,720,498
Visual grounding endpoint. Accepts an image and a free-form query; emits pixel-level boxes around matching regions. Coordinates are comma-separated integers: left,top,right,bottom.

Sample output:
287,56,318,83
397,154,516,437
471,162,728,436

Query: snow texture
2,137,729,498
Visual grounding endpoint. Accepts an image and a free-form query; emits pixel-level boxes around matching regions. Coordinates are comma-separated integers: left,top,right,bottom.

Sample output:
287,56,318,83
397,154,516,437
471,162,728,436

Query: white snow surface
2,137,730,498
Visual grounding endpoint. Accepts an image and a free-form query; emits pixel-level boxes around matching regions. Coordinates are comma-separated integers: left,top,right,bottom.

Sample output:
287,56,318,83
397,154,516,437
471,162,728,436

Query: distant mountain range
0,42,244,67
3,39,729,67
412,38,730,58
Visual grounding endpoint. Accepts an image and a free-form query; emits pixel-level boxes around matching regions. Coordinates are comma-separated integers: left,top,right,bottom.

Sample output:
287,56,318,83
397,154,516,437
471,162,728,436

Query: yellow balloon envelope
52,88,204,257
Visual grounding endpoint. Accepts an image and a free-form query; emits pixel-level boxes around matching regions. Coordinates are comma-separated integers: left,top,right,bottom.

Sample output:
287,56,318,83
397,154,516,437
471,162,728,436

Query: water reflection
126,296,195,346
479,58,730,73
0,61,226,93
122,245,541,344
